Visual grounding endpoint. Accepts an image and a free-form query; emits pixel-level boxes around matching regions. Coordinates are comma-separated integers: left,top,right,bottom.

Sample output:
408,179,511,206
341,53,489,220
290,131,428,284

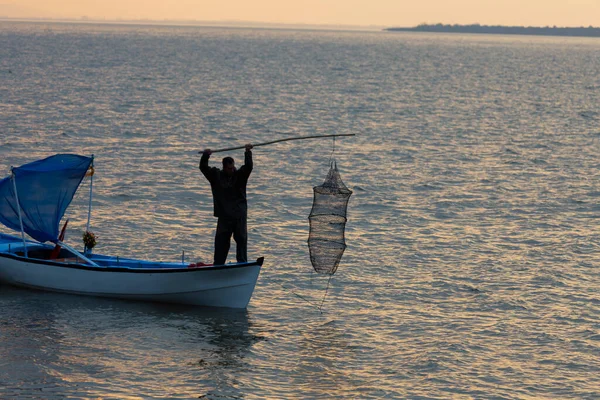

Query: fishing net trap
308,160,352,275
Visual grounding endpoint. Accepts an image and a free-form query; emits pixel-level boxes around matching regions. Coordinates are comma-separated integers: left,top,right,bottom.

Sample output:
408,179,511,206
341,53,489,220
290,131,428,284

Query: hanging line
318,275,334,312
328,135,336,166
272,279,330,314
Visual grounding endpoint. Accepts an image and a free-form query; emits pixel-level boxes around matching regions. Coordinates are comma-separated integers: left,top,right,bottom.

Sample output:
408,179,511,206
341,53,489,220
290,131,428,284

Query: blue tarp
0,154,93,243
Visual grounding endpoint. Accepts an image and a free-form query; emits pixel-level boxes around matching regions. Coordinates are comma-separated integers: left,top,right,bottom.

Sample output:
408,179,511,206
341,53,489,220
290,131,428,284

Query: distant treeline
386,24,600,38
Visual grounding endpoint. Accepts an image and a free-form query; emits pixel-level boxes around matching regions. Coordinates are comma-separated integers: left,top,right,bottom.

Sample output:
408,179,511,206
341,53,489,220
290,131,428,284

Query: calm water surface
1,21,600,398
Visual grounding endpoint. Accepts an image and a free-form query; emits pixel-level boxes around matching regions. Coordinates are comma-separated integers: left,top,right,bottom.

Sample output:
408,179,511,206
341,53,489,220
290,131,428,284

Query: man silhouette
200,144,253,265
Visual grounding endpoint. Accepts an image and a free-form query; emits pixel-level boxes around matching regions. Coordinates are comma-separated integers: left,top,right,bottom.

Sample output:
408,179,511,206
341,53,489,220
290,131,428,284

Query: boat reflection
0,284,261,398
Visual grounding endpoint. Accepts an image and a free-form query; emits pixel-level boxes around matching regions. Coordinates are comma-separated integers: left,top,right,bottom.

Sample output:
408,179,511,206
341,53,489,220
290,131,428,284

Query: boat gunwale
0,252,264,273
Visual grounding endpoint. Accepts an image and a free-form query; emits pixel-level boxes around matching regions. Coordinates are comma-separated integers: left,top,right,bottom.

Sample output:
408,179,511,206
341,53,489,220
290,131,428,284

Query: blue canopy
0,154,93,243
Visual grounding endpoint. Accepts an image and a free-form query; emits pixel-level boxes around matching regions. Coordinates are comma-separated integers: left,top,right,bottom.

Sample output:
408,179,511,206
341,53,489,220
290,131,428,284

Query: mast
11,169,28,257
85,155,94,232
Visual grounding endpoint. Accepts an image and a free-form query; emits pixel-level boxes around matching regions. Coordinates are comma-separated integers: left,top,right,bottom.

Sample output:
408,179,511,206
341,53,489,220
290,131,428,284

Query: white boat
0,154,263,309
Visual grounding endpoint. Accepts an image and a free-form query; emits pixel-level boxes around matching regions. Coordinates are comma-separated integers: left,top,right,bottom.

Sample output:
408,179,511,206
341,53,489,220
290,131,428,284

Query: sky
1,0,599,28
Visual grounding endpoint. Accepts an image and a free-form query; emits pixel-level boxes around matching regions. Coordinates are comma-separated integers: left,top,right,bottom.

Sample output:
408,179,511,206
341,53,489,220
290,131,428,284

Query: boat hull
0,253,263,308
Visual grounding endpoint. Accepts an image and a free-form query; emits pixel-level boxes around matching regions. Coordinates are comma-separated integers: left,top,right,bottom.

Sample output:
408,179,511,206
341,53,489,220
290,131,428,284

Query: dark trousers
214,216,247,265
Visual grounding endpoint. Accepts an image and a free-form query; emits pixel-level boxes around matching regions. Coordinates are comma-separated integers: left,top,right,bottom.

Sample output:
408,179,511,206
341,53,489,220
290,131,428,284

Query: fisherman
200,144,253,265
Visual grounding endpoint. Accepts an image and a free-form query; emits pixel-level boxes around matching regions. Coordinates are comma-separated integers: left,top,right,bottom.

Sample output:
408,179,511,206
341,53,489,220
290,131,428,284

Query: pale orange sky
1,0,599,27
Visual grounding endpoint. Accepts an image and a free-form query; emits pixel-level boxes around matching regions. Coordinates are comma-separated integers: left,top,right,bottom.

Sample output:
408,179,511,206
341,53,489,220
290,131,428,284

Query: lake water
1,21,600,399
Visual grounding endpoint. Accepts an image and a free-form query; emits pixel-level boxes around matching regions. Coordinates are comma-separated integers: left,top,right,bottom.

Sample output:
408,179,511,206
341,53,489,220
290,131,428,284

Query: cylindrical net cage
308,161,352,275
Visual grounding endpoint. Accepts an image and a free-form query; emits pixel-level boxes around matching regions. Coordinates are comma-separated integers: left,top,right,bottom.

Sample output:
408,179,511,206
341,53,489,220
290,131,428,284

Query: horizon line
0,16,387,31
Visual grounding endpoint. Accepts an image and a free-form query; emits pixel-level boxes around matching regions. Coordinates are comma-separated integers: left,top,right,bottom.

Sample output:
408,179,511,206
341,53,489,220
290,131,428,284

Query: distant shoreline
386,24,600,38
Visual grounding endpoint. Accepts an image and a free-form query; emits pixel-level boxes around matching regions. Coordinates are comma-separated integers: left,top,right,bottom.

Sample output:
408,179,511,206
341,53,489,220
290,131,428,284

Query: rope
273,277,334,314
318,275,334,312
328,136,336,166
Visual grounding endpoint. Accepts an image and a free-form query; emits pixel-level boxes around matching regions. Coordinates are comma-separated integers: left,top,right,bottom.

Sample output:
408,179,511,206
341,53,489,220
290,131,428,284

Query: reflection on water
0,285,262,399
0,286,67,397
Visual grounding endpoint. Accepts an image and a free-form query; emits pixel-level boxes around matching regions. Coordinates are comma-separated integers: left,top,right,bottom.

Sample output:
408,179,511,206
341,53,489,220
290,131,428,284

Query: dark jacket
200,151,253,219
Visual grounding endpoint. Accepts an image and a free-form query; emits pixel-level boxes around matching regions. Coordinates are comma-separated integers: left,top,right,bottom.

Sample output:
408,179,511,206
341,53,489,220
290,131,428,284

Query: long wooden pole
198,133,355,154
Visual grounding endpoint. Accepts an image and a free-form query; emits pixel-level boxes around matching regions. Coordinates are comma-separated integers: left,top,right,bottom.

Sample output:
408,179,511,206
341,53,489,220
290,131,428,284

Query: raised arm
241,144,253,176
200,149,217,181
